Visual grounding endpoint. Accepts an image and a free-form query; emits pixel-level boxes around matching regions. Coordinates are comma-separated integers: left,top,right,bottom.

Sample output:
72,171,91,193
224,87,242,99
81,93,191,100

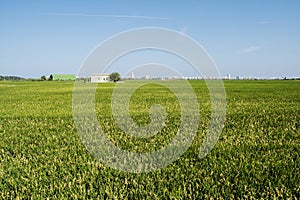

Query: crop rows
0,80,299,198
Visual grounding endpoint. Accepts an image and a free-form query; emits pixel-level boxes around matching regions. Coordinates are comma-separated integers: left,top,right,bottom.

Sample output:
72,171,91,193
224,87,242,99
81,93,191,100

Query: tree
48,75,53,81
41,75,46,81
109,72,121,82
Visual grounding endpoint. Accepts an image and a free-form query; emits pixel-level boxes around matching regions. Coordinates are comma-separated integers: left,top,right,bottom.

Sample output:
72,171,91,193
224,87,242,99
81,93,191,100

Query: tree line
0,75,25,81
1,72,121,82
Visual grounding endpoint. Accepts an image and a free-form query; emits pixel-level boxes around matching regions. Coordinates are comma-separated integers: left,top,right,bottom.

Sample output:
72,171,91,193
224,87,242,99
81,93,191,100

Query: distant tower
129,72,135,79
225,74,231,80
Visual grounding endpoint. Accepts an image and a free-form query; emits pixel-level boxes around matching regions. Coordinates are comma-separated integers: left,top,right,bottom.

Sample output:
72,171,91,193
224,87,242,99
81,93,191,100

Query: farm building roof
51,74,76,81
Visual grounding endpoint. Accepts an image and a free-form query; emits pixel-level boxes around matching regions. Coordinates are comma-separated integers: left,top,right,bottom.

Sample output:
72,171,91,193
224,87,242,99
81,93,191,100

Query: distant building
90,74,110,83
128,72,135,79
50,74,76,81
224,74,231,80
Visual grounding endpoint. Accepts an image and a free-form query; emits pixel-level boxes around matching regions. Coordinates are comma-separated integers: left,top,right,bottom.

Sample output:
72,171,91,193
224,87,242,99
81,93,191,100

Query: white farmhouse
90,74,110,83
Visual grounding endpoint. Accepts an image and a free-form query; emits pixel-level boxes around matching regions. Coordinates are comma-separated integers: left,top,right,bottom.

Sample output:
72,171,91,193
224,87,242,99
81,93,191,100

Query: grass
0,80,299,199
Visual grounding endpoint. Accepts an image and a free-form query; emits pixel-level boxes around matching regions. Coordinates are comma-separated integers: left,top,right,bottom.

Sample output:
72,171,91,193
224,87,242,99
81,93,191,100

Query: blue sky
1,0,300,78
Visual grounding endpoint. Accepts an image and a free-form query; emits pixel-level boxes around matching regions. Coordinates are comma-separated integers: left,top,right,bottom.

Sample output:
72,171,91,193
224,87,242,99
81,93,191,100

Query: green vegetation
0,80,299,198
40,75,47,81
109,72,121,82
0,75,25,81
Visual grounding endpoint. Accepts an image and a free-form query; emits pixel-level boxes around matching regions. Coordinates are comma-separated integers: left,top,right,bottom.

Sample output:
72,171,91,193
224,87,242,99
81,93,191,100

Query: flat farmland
0,80,299,199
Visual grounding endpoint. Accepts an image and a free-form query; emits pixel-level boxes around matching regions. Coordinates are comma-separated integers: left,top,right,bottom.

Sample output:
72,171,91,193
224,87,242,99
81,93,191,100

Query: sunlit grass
0,80,299,198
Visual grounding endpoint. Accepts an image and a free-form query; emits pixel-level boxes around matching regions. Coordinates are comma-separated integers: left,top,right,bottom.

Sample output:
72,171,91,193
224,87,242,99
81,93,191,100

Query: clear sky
1,0,300,78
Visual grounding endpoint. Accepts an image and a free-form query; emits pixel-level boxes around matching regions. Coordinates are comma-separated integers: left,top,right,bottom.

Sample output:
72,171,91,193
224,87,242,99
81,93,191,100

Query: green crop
0,80,299,199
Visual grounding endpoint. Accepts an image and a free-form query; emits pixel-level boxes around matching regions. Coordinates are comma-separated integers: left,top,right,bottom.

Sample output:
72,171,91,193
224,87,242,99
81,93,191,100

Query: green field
0,80,299,199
